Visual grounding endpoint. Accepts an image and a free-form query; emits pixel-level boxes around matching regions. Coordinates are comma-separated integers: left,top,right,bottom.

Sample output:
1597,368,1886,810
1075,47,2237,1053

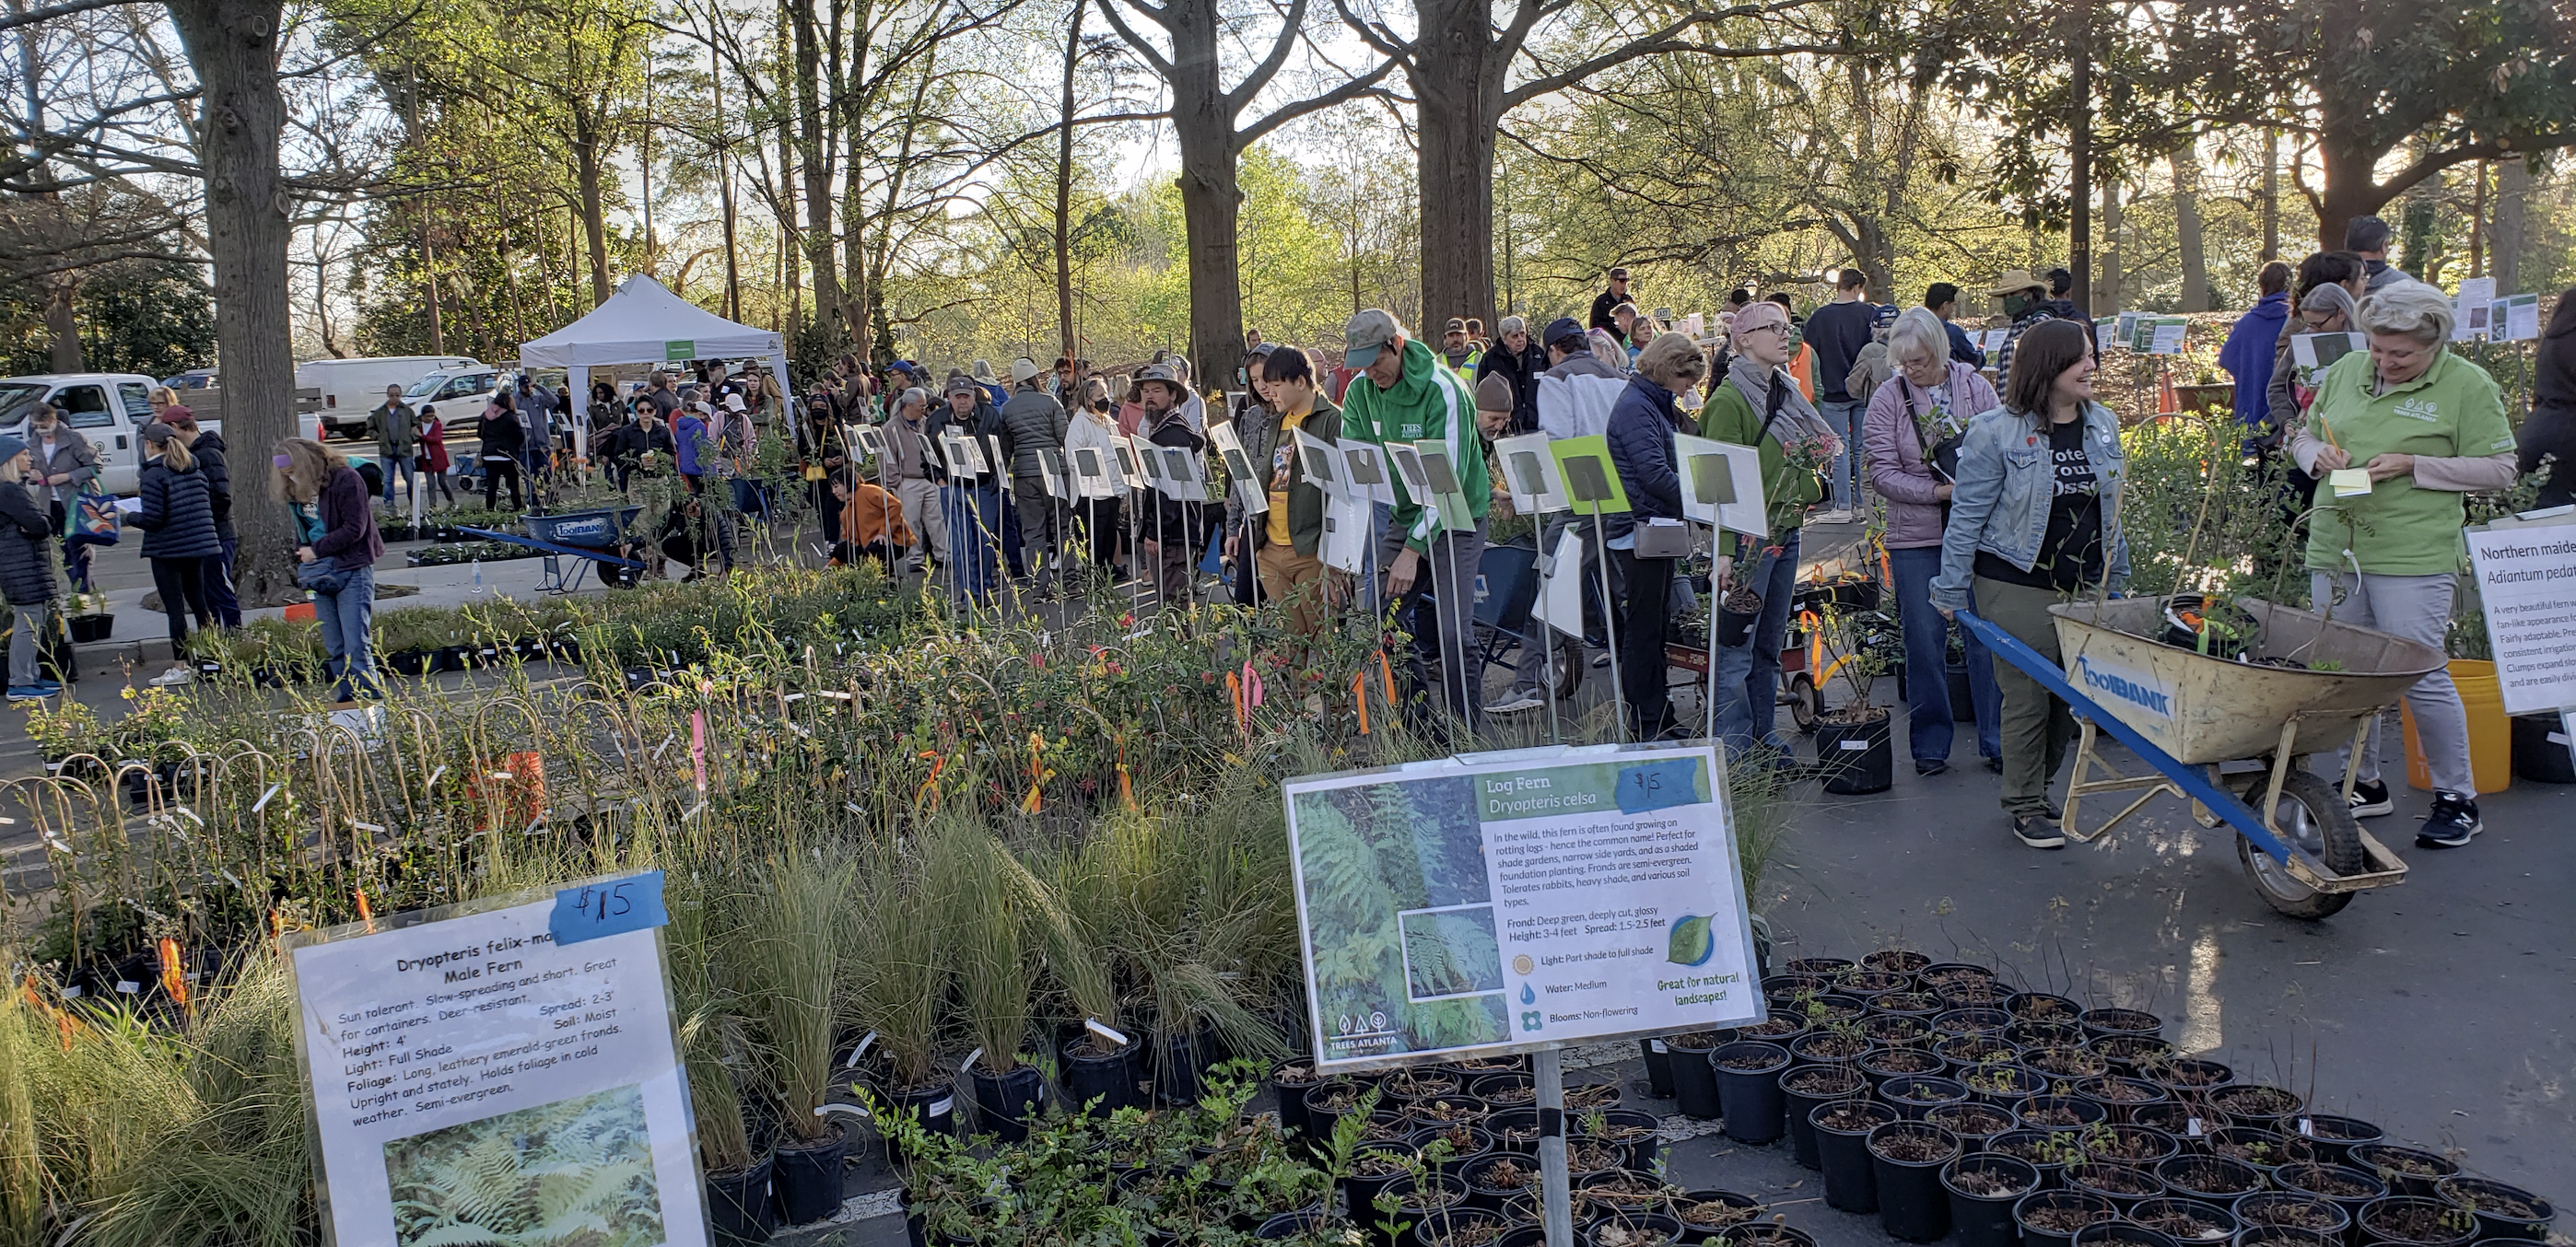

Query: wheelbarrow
462,506,645,594
1961,597,2443,918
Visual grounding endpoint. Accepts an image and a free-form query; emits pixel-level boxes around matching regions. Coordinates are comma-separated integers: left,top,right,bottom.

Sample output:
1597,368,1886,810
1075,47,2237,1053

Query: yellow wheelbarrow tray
1960,597,2446,919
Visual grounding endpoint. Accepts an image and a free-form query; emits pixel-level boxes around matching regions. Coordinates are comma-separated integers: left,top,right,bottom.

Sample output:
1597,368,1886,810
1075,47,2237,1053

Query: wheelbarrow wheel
2235,769,2362,920
1787,673,1821,734
1551,644,1584,702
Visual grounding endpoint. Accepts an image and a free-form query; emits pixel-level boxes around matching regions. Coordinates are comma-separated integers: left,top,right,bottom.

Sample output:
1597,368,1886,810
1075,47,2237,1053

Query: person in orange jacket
831,469,914,571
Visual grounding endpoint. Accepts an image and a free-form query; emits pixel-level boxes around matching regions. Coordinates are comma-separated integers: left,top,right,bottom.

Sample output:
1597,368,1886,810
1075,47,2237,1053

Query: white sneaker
1811,508,1856,524
148,664,194,688
1484,692,1544,714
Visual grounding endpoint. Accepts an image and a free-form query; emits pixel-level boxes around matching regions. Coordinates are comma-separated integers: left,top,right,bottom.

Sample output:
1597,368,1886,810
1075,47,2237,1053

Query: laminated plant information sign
1282,743,1763,1069
2466,518,2576,717
286,872,705,1247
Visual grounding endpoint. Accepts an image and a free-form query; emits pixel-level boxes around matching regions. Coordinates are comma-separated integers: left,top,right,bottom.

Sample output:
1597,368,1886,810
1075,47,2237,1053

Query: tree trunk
2067,0,2091,314
572,110,614,304
2172,144,2208,311
1053,0,1083,365
166,0,299,605
1160,0,1243,390
2491,156,2530,296
2099,179,2123,311
2315,137,2392,252
2260,128,2279,262
713,41,740,320
789,0,841,341
43,279,82,371
1410,0,1502,337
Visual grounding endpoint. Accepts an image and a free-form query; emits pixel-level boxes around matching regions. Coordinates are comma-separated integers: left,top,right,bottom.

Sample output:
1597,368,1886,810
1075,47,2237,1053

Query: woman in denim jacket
1930,320,2129,850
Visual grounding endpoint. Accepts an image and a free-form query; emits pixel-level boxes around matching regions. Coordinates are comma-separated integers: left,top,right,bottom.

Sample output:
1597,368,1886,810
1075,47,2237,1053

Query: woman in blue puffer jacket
125,422,223,687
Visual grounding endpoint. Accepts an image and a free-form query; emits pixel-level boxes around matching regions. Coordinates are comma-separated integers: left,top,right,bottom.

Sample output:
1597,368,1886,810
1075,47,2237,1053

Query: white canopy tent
517,274,792,460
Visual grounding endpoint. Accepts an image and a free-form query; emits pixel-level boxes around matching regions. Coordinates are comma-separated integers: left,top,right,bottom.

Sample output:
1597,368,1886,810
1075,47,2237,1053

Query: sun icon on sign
1512,955,1533,976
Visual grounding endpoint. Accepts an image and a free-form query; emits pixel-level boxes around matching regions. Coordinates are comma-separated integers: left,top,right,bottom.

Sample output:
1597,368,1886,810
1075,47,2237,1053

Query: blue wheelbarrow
462,506,645,594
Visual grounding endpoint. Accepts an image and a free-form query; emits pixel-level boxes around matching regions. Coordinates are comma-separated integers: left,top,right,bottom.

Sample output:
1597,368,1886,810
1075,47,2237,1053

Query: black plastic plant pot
2206,1125,2313,1172
2068,1160,2168,1212
1816,709,1894,795
2292,1115,2385,1166
2207,1085,2306,1130
770,1125,849,1226
2071,1220,2182,1247
1811,1100,1899,1213
2089,1035,2178,1078
1496,1230,1546,1247
1468,1072,1536,1110
2015,1093,2110,1134
2008,1021,2090,1053
2129,1196,2240,1244
1670,1189,1765,1243
387,648,434,677
1925,1101,2018,1153
1727,1227,1818,1247
1859,1045,1949,1090
1154,1025,1222,1105
1259,1210,1339,1241
2235,1193,2355,1242
1781,1065,1867,1171
2083,1123,2183,1169
1959,1062,2046,1107
2276,1164,2388,1230
1461,1153,1544,1209
1788,1030,1874,1068
1587,1212,1684,1247
880,1082,956,1168
2512,712,2576,782
1409,1207,1507,1247
2143,1057,2236,1096
1409,1124,1495,1173
2012,1188,2119,1247
2348,1145,2456,1199
1944,1154,2042,1247
2078,1007,2164,1042
2153,1153,2267,1203
707,1153,776,1246
966,1062,1046,1143
1379,1066,1468,1106
1862,948,1932,975
1718,599,1762,647
2007,992,2083,1024
2434,1177,2556,1242
1936,1008,2015,1038
2128,1101,2225,1142
1665,1031,1729,1119
1482,1109,1540,1156
1880,1074,1971,1121
1306,1081,1376,1142
1391,1174,1475,1247
1710,1041,1793,1144
2236,1230,2337,1247
1268,1060,1321,1138
2074,1076,2172,1125
2357,1196,2482,1247
1343,1149,1421,1230
1867,1121,1961,1242
1581,1109,1666,1173
1638,1037,1678,1098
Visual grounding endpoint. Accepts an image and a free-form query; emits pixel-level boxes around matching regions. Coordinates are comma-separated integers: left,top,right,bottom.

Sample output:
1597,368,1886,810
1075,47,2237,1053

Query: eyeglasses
1743,324,1790,337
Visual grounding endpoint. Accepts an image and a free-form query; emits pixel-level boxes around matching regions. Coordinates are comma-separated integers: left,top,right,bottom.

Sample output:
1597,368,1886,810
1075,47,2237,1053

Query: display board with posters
2465,513,2576,738
1282,743,1765,1070
286,872,706,1247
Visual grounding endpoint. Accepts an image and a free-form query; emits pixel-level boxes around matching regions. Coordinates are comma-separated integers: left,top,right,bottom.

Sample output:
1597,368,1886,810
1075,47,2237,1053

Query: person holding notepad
1341,309,1492,732
2288,282,2517,850
1238,345,1343,637
1606,332,1712,740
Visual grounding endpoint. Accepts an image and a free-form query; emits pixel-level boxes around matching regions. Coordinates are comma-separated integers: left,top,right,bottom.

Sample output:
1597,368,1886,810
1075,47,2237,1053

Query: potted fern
732,850,855,1225
936,819,1047,1142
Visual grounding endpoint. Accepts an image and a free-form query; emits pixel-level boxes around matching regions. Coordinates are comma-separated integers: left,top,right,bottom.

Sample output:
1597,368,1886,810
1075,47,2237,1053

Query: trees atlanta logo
2076,656,2172,718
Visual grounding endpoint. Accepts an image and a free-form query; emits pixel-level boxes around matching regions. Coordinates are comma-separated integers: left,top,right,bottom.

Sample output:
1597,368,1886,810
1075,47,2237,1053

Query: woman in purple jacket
1865,308,2004,775
273,437,384,702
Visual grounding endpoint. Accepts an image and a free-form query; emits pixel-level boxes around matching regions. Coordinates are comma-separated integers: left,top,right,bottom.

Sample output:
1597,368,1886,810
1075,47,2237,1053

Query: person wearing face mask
2289,283,2516,850
1931,320,2130,851
1866,307,2003,775
23,403,100,592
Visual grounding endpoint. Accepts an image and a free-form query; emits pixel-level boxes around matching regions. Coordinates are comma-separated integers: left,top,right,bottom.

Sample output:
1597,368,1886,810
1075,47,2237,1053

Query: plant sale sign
1282,742,1765,1069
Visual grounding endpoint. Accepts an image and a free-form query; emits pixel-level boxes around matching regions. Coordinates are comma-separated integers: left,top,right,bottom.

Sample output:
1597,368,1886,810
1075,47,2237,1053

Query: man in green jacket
370,385,420,508
1341,309,1492,731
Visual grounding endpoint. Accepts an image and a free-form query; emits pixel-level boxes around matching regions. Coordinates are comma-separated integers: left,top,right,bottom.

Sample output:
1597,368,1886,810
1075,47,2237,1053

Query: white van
298,356,481,437
0,372,224,495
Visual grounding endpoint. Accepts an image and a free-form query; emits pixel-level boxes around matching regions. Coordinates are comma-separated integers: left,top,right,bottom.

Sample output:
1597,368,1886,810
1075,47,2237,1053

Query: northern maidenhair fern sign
284,873,706,1247
1282,743,1764,1069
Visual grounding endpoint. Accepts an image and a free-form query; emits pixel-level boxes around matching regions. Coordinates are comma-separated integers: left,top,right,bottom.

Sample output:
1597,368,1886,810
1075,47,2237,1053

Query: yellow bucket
2403,658,2513,794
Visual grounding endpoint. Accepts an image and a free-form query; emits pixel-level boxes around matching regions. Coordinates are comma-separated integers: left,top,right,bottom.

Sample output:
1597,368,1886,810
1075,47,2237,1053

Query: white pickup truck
0,372,231,495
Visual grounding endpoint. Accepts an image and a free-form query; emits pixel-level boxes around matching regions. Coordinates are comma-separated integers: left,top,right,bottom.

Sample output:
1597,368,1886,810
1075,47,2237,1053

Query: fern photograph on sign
382,1083,665,1247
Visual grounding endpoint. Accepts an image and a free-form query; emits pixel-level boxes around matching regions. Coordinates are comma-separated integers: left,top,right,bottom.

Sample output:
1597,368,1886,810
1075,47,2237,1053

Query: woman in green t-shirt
2289,281,2518,850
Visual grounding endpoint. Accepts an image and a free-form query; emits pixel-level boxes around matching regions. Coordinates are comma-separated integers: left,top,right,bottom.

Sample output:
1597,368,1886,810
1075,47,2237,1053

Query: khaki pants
1974,577,2078,817
1255,544,1336,638
894,478,946,566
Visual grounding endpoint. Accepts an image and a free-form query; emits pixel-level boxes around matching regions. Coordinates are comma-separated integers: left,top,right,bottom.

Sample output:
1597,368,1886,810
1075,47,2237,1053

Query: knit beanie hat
1475,373,1515,414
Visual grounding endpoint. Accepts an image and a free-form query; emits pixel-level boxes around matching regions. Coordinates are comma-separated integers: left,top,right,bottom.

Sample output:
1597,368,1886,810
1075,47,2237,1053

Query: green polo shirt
2302,348,2514,576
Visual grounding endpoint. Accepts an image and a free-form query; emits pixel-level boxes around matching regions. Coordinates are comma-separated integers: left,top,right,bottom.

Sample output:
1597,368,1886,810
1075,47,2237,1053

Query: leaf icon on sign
1668,914,1715,967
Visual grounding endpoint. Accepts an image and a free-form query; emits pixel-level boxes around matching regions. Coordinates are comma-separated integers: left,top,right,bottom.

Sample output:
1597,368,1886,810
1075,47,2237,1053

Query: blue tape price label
550,871,670,946
1615,759,1697,814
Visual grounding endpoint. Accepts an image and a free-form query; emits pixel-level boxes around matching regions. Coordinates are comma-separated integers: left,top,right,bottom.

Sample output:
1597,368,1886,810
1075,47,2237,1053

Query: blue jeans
1821,399,1864,509
1891,546,2000,763
1715,528,1801,760
315,562,378,701
380,456,418,504
943,484,1003,604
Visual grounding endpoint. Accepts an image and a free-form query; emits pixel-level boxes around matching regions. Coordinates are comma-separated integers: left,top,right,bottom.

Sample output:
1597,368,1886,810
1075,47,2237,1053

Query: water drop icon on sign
1519,983,1536,1005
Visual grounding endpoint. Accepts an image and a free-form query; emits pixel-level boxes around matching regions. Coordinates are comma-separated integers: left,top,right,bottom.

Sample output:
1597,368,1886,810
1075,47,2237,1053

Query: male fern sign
1282,743,1763,1069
